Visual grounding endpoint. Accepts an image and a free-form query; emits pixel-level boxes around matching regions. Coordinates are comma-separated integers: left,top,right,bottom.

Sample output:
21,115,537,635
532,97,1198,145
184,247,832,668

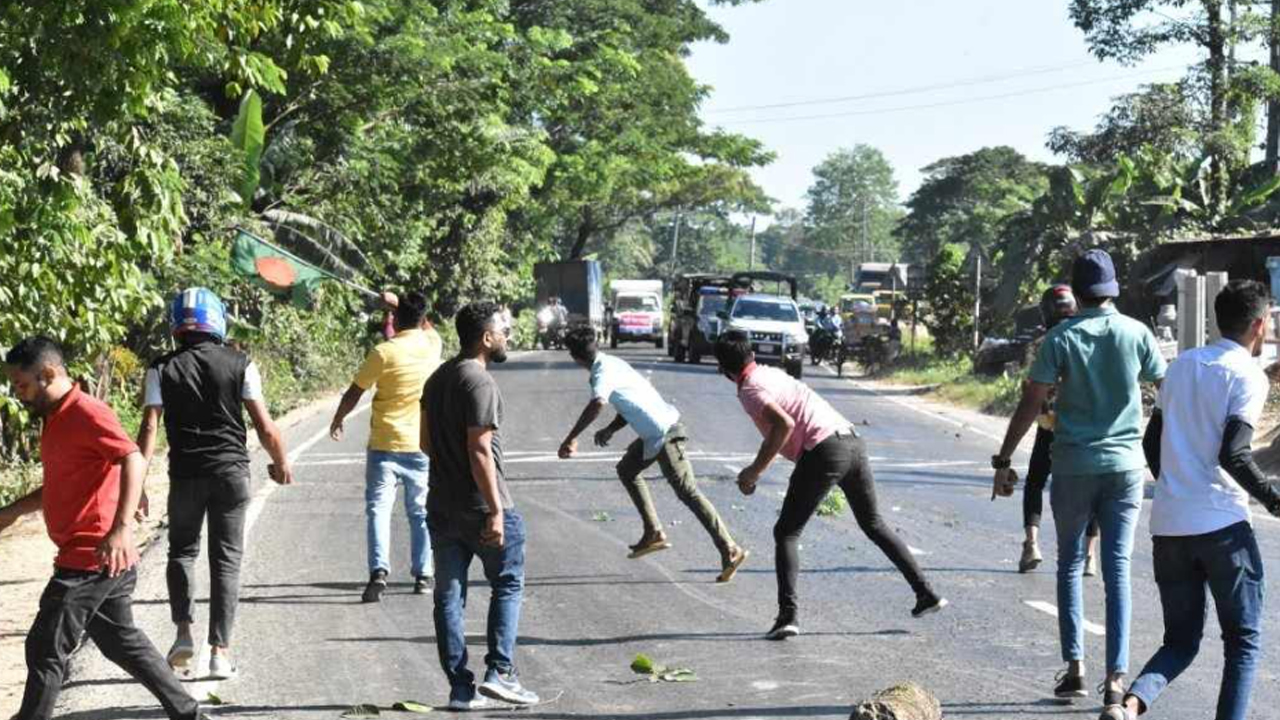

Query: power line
704,60,1098,115
711,66,1187,126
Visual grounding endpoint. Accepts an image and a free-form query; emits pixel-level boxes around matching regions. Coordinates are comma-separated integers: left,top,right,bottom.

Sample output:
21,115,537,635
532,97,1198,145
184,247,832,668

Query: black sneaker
414,575,434,595
911,594,949,618
478,667,539,705
1098,681,1123,708
764,614,799,640
362,570,388,603
1053,670,1088,699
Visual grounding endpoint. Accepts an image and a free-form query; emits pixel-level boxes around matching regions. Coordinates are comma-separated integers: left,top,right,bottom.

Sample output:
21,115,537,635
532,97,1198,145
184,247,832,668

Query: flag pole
234,227,380,300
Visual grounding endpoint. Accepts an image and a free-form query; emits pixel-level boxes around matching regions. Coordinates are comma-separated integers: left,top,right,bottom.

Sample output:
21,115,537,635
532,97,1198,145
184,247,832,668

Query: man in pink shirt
715,330,947,639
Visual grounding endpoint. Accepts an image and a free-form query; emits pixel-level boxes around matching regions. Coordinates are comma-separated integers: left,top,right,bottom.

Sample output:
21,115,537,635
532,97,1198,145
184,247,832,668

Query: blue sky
687,0,1202,218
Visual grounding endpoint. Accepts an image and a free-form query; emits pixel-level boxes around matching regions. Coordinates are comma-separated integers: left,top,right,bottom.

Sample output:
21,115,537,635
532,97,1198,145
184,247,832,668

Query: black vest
152,341,251,480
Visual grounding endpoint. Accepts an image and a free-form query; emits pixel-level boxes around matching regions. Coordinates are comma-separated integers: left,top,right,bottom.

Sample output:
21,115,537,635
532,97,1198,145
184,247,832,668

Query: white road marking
751,680,780,691
1024,600,1105,636
907,545,929,556
293,458,364,467
187,403,370,701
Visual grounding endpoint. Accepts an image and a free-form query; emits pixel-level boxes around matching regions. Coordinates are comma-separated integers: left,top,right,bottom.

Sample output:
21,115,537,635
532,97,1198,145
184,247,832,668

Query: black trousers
167,474,250,647
18,568,199,720
1024,428,1099,537
774,433,933,617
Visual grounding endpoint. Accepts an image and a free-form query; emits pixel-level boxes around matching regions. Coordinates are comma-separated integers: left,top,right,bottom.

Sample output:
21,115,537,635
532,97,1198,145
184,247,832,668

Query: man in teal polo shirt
992,249,1166,707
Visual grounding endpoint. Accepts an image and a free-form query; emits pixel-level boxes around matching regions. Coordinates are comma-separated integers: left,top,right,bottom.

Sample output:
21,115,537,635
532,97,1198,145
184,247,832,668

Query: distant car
722,293,808,379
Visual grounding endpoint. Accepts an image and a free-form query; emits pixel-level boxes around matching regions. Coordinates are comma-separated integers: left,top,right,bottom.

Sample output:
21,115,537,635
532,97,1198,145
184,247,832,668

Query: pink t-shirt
736,363,849,462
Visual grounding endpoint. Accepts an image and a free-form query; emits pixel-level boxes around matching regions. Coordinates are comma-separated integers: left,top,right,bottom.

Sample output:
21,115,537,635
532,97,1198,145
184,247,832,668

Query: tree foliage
896,147,1049,264
0,0,775,481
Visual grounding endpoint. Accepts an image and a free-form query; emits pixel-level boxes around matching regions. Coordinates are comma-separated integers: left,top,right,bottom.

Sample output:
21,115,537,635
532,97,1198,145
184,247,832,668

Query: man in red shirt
6,337,204,720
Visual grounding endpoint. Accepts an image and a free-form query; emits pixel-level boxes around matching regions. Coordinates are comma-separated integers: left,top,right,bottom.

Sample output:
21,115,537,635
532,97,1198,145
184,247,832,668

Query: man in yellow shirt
330,292,443,602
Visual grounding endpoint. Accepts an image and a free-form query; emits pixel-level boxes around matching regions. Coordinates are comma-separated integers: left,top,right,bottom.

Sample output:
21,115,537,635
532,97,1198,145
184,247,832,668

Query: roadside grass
866,339,1023,417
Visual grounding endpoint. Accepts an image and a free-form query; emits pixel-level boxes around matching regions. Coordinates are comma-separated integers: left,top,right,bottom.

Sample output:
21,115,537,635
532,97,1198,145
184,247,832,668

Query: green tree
895,146,1049,264
508,0,773,261
923,244,975,357
1068,0,1280,214
803,145,902,274
1047,82,1202,164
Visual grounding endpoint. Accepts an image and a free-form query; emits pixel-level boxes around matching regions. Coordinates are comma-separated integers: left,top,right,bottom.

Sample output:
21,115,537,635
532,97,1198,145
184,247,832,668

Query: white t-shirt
590,353,679,459
143,362,264,407
1151,339,1270,537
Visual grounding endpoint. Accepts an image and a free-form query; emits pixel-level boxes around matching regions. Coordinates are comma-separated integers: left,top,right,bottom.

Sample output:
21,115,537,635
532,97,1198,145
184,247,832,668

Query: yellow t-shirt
353,328,443,452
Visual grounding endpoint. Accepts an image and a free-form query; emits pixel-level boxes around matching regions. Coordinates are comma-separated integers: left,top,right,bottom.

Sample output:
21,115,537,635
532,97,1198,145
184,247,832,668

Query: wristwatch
991,455,1012,470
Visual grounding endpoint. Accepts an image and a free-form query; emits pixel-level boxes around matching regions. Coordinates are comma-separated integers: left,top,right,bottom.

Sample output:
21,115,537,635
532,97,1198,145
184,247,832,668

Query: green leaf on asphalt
391,700,433,713
205,692,226,706
341,704,381,718
592,511,613,522
630,653,656,674
816,489,846,517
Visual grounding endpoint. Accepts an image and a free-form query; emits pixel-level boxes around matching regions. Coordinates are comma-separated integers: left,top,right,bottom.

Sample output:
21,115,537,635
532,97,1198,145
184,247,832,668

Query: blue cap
1071,249,1119,299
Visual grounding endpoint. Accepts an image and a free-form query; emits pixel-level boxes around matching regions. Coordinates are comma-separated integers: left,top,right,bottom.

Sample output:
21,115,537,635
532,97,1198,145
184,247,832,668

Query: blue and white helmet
170,287,227,340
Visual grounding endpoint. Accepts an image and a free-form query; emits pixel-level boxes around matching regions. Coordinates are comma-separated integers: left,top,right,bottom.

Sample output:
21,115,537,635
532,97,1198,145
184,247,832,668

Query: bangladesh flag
231,229,330,307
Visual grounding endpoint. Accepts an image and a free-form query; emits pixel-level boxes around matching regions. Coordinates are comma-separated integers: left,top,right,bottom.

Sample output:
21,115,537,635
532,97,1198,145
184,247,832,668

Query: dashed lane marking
1024,599,1105,636
187,403,370,702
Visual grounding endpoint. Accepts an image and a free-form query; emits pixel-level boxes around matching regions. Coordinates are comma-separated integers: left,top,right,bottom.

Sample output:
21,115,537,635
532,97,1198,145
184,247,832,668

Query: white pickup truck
608,279,665,349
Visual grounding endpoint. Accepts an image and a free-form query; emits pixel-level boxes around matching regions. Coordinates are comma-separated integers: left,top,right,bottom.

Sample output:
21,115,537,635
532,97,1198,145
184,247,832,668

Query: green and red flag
231,229,332,307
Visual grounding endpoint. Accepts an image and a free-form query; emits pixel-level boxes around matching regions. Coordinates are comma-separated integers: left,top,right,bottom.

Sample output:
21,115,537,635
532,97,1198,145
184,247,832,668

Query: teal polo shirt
1029,305,1166,476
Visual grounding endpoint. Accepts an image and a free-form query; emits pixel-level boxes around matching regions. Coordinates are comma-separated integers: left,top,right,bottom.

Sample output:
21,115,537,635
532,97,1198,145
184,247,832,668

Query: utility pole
748,215,757,270
861,200,870,265
973,253,982,351
669,212,682,285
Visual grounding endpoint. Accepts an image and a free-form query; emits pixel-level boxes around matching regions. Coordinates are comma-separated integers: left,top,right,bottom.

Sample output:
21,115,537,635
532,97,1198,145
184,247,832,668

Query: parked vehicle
534,260,605,337
722,272,806,379
608,279,665,349
669,274,733,364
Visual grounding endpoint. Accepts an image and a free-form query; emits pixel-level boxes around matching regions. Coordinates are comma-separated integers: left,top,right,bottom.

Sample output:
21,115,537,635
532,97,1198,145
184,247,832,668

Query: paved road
53,347,1280,719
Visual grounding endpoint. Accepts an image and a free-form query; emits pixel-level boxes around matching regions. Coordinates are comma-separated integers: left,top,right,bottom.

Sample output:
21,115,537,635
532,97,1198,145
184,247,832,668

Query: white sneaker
447,694,492,712
166,637,195,676
208,653,238,681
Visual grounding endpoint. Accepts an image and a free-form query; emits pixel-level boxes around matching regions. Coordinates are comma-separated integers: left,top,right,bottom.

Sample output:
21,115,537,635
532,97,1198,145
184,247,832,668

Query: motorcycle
808,326,840,366
535,307,567,350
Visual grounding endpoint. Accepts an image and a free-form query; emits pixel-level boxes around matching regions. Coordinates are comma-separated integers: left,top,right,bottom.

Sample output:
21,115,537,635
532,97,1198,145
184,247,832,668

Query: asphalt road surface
51,347,1280,719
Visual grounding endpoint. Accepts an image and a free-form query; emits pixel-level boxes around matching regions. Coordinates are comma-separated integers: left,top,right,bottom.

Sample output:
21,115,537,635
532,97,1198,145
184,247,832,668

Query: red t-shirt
40,386,139,571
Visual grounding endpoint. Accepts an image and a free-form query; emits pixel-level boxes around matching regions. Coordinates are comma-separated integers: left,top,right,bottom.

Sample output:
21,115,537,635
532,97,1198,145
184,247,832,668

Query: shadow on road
516,706,853,719
53,704,357,719
942,699,1086,716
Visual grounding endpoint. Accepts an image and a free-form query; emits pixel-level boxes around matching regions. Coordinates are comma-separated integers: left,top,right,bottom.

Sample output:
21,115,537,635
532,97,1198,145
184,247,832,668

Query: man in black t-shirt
420,301,536,711
138,288,293,681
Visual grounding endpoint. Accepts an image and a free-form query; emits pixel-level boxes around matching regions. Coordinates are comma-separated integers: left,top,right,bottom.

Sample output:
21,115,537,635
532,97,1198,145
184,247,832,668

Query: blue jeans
365,450,431,577
429,509,526,695
1050,469,1143,674
1128,522,1265,720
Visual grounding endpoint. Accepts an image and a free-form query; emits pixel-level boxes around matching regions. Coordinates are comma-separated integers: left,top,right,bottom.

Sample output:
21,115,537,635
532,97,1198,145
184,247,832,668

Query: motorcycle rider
810,308,842,363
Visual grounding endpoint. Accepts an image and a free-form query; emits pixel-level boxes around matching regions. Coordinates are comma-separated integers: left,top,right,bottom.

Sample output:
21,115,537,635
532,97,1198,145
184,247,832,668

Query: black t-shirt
422,356,514,514
151,341,251,480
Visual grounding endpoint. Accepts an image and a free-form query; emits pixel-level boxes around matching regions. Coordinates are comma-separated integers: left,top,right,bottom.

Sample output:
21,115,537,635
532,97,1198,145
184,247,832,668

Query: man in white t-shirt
1106,280,1278,720
557,327,747,582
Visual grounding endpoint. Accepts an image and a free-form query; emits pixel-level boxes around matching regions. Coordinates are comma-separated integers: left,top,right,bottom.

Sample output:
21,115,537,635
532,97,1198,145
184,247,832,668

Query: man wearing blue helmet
137,287,293,681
